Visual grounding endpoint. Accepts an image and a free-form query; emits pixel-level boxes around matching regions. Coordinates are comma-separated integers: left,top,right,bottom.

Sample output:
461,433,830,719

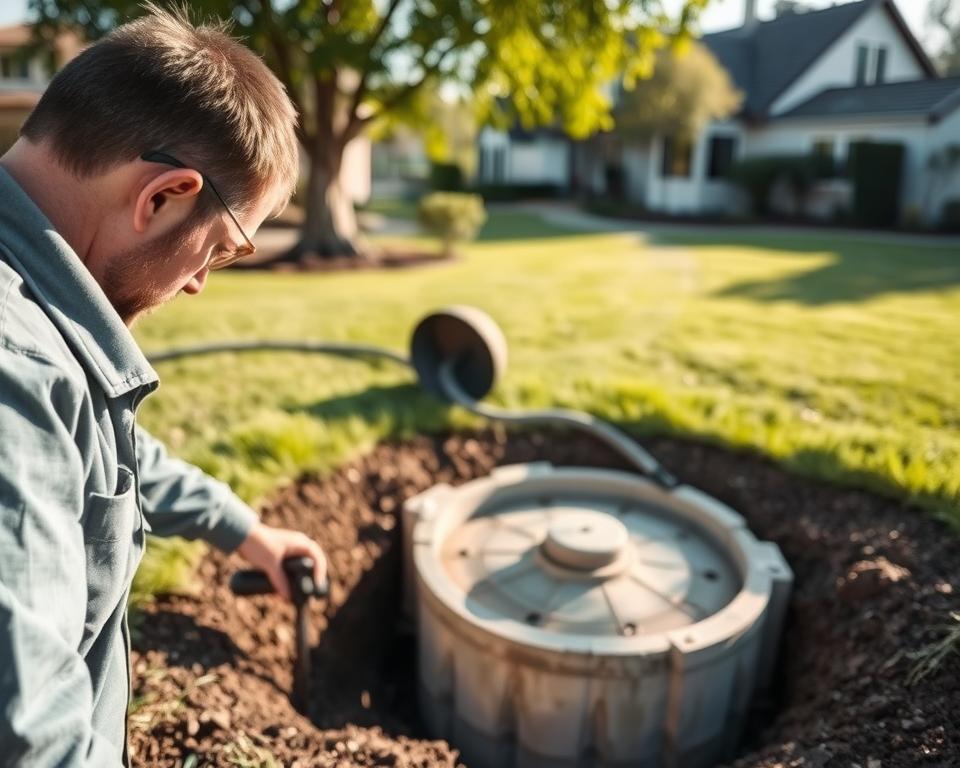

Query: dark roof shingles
704,0,885,119
780,75,960,120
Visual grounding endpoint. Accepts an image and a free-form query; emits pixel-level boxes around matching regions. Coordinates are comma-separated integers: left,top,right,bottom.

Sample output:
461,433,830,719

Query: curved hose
147,340,410,368
438,361,677,488
147,341,675,488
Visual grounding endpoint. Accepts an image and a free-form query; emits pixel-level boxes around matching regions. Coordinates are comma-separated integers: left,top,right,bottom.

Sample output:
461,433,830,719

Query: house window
813,138,834,160
0,54,29,79
855,44,888,86
875,46,888,84
661,136,693,178
707,136,738,179
855,44,870,85
492,146,506,182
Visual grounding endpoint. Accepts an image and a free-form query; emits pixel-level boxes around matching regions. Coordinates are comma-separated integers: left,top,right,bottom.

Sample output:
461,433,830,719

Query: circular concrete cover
441,498,739,637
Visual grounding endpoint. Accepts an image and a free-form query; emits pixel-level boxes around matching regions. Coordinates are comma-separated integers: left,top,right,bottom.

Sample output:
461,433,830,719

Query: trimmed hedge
729,154,830,216
417,192,487,256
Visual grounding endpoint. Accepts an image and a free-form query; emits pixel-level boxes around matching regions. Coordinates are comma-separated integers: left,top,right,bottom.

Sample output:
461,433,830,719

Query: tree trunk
288,146,362,259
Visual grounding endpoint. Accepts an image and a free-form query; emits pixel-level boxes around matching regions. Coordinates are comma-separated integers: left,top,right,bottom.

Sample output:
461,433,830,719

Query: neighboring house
478,0,960,225
476,125,572,191
371,129,431,199
0,24,82,149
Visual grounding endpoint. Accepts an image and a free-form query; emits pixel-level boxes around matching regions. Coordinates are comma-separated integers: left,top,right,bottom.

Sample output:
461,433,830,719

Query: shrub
729,155,821,216
941,199,960,233
417,192,487,256
429,162,464,191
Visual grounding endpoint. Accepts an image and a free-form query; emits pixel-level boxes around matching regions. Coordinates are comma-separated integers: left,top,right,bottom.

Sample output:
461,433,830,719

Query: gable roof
779,75,960,122
703,0,937,121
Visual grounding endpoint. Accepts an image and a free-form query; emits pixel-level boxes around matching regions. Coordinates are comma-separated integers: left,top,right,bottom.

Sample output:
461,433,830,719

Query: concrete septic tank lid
441,500,740,640
405,464,794,768
407,463,791,660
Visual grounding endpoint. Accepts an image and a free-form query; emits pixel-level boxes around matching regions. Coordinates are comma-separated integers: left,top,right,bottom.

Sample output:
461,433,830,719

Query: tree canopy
612,40,742,143
929,0,960,75
31,0,712,256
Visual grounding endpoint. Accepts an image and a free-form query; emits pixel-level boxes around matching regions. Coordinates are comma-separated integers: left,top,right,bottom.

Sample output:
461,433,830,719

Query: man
0,7,326,766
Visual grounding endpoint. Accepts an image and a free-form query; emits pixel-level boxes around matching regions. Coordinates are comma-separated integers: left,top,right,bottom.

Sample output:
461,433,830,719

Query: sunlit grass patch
133,209,960,598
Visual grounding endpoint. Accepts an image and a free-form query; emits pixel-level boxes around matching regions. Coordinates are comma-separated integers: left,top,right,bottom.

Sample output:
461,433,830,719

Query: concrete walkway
516,201,960,248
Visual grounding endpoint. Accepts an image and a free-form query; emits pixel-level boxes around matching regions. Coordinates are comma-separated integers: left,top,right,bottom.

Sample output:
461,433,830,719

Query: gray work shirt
0,167,258,766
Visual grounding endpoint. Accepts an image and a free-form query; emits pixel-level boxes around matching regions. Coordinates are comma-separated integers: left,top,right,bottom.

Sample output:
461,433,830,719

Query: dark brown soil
129,431,960,767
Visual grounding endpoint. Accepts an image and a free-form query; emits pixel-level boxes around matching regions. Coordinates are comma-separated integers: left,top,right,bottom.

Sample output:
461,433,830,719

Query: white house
476,125,572,190
477,0,960,226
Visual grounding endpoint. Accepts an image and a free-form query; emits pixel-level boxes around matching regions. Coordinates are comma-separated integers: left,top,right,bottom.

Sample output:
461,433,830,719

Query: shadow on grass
292,381,958,523
666,232,960,305
283,383,454,437
476,210,615,242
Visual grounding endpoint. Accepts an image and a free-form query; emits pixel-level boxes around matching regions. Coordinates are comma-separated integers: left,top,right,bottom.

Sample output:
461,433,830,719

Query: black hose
149,340,676,487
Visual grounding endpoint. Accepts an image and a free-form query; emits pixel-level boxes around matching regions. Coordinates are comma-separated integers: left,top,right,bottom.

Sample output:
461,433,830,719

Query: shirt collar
0,166,158,398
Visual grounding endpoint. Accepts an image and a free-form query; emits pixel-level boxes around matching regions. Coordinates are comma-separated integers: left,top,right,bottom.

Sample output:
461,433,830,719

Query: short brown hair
22,4,299,215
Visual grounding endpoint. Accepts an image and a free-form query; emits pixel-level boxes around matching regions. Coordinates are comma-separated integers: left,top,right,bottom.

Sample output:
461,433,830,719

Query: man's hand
236,521,327,602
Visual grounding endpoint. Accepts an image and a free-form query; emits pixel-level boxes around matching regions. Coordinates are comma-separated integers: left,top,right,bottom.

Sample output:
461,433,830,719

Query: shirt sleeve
0,347,123,766
134,426,258,552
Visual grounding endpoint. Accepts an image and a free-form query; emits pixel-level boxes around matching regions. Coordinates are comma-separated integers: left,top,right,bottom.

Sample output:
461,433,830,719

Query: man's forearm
134,426,258,551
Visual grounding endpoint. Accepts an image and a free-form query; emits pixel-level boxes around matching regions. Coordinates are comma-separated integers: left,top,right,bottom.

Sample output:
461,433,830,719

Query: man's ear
133,168,204,235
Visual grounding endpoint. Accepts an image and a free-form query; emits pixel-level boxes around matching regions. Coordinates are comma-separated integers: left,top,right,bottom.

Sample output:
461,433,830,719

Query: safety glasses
140,150,256,269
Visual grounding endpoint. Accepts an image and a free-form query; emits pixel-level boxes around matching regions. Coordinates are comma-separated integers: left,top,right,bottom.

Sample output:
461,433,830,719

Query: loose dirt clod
130,431,960,767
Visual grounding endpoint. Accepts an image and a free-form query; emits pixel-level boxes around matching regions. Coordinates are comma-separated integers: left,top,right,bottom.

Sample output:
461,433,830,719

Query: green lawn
132,209,960,596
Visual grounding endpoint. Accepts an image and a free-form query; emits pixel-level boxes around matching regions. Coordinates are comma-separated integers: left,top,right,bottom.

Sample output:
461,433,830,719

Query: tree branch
354,39,459,133
259,0,309,147
346,0,404,123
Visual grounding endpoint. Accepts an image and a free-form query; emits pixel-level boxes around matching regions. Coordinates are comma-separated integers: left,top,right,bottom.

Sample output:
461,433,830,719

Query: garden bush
417,192,487,256
729,154,824,216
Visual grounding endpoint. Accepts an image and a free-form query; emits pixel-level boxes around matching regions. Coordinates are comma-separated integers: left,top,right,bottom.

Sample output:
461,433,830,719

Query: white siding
928,109,960,222
509,140,569,185
770,3,926,116
476,128,570,187
641,123,747,215
622,144,651,203
341,135,371,204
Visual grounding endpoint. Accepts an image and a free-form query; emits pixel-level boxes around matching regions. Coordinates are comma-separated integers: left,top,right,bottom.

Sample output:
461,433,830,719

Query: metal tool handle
229,556,327,713
229,556,329,600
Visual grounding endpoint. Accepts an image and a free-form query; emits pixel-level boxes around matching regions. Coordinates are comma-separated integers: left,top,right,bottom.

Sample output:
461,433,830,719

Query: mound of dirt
129,431,960,767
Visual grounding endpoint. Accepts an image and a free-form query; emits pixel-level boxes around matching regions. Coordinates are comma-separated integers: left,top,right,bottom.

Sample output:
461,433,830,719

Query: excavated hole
129,430,960,768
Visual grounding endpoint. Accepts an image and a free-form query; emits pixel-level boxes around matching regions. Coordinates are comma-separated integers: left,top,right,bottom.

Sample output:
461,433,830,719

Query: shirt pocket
81,467,147,645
